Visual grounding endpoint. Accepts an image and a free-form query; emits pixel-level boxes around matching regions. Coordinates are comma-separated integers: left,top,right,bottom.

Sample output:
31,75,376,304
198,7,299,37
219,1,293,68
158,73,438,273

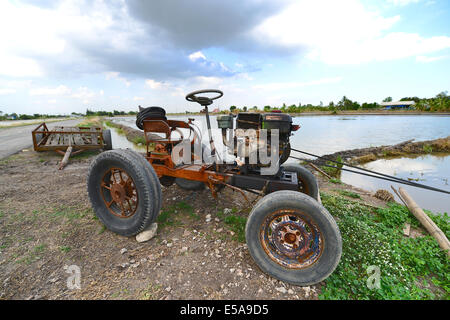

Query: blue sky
0,0,449,115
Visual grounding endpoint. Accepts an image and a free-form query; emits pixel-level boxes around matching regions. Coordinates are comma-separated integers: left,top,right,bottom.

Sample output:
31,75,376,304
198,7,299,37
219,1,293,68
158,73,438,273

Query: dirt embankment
315,136,450,164
105,121,162,146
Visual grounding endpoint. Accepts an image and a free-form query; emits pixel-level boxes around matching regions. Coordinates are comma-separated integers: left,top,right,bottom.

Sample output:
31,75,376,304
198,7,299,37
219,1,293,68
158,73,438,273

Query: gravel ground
0,149,339,300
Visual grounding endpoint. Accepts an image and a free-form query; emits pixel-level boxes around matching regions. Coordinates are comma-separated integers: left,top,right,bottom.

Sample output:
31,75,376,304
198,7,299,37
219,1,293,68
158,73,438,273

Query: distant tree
229,105,237,112
383,97,393,102
263,105,271,112
400,96,420,103
242,106,247,112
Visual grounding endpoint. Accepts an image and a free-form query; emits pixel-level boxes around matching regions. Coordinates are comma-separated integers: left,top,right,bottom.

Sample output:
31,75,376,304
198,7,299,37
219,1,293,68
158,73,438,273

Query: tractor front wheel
245,190,341,286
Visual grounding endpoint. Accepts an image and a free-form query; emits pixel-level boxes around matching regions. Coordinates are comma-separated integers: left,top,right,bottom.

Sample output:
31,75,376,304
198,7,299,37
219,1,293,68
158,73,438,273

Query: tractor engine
217,112,299,166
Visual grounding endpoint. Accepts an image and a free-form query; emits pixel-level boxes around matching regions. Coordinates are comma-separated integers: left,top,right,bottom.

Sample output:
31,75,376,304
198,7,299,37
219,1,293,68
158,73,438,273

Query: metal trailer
32,122,112,169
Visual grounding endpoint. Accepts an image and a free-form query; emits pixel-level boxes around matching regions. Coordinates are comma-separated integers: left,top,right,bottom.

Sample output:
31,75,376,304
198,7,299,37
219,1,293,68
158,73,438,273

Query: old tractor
87,89,341,286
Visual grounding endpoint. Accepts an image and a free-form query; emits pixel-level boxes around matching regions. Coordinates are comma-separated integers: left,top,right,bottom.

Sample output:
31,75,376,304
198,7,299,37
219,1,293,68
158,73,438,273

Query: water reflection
341,154,450,214
104,124,146,152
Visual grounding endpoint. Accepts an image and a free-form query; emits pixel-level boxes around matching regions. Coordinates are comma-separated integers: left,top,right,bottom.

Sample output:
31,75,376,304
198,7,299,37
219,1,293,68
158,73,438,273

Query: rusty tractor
87,89,341,286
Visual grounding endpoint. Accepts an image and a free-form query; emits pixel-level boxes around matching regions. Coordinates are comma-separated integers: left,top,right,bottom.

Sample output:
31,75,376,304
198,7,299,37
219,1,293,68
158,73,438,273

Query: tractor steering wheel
185,89,223,106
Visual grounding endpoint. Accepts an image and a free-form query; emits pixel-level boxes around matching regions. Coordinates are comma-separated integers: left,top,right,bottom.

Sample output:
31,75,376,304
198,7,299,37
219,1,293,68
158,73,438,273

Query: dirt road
0,119,81,159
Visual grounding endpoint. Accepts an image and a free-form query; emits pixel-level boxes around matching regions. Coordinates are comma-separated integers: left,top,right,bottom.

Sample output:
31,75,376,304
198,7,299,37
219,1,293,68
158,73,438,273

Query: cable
289,152,450,195
291,147,448,191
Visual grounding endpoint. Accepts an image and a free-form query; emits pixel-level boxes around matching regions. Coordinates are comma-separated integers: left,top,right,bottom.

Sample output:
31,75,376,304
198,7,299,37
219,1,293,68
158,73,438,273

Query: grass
59,246,71,253
76,116,103,128
216,207,247,243
132,136,147,145
157,201,196,228
319,192,449,300
52,206,95,221
18,243,47,265
337,189,362,199
0,118,76,129
223,215,247,243
423,144,433,154
321,155,344,177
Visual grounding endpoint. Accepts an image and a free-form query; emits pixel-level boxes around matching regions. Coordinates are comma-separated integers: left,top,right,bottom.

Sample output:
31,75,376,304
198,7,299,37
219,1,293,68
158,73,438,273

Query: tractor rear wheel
87,150,160,236
281,163,319,201
245,190,342,286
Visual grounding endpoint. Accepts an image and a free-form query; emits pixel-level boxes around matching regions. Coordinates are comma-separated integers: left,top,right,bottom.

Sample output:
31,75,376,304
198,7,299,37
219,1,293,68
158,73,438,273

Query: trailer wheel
281,163,319,201
102,129,112,150
246,190,341,286
87,150,159,236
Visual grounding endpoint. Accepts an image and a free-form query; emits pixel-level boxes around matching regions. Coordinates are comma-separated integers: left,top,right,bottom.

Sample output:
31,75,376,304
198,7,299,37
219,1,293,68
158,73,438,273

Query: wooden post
308,163,332,179
59,145,73,170
397,187,450,258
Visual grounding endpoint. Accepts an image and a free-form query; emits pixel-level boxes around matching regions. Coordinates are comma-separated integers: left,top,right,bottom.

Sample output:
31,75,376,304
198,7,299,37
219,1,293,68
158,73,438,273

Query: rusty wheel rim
100,167,138,218
260,209,323,269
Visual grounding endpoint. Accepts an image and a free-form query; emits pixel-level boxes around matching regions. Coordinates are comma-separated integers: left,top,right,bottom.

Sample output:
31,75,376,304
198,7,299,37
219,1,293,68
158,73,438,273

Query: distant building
380,101,415,110
212,108,220,113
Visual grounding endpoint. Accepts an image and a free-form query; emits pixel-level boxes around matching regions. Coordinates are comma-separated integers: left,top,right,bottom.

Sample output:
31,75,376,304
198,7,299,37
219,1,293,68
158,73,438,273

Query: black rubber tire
136,106,166,130
87,150,159,236
102,129,112,150
245,190,342,286
175,178,205,190
118,149,162,218
174,142,208,190
160,176,176,187
281,163,319,201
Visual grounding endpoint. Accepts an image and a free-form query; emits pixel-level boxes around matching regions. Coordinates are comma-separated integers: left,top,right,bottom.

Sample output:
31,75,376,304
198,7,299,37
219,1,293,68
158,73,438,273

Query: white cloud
29,85,71,96
253,0,450,65
188,51,206,61
133,96,144,101
310,33,450,64
252,77,343,91
0,88,16,95
145,79,166,89
71,87,95,100
416,55,448,63
386,0,420,6
105,72,131,87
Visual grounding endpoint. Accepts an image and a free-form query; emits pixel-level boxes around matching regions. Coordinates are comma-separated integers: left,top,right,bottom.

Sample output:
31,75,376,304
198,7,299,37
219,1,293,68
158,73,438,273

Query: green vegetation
321,155,344,177
59,246,71,253
330,178,343,184
320,192,449,300
18,243,47,265
86,109,136,117
223,215,247,243
337,189,362,199
217,91,450,114
157,201,196,228
423,144,433,154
